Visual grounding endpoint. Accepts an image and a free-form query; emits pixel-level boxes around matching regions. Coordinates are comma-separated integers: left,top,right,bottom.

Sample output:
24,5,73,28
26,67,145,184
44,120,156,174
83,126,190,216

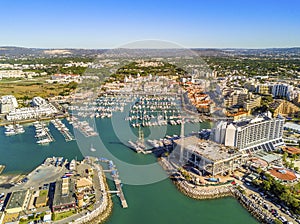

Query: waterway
0,116,258,224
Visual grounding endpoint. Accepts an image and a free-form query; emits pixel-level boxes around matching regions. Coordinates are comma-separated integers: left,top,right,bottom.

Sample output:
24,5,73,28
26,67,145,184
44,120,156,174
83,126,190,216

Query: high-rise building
213,112,284,152
271,83,293,99
0,95,18,113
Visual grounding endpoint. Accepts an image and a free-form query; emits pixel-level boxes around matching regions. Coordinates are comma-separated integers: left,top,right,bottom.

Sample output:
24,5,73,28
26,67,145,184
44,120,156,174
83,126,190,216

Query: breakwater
158,157,272,223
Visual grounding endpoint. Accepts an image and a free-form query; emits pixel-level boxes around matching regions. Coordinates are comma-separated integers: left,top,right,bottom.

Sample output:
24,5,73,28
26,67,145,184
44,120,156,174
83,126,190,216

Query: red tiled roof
269,168,297,181
282,146,300,155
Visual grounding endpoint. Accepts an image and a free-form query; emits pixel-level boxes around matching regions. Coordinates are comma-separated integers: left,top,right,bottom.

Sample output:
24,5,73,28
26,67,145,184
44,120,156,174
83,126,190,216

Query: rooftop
281,146,300,155
53,179,76,207
174,136,241,162
269,168,297,181
6,190,29,209
76,177,93,189
284,122,300,131
35,190,48,206
254,151,281,163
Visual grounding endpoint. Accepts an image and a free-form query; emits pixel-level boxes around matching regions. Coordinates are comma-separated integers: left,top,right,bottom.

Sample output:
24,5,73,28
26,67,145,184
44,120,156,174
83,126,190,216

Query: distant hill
0,46,299,58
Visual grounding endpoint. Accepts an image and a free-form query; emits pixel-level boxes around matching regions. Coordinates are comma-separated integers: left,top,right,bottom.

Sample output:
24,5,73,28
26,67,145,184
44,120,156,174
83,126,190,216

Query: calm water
0,116,258,224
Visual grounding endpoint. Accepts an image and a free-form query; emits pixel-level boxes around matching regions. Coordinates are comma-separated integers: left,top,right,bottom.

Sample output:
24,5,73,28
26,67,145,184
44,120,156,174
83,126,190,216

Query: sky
0,0,300,49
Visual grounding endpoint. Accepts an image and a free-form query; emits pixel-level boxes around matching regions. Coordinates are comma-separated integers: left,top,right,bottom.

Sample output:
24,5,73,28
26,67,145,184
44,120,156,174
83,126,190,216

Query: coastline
158,157,272,224
70,163,113,224
0,114,68,127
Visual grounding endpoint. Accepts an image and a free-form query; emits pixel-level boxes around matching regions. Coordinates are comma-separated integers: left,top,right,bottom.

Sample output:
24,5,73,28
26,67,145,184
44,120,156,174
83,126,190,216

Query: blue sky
1,0,299,48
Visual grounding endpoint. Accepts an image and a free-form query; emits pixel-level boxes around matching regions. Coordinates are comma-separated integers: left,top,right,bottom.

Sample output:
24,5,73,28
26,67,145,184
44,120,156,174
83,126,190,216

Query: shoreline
70,162,113,224
0,114,68,127
158,157,273,224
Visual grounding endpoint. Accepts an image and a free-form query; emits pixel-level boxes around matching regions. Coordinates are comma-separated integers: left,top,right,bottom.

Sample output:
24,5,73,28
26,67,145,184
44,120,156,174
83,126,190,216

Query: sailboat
90,144,96,152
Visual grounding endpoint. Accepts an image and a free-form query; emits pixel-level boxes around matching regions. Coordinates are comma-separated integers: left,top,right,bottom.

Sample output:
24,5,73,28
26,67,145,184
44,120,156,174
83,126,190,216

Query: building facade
173,136,244,176
214,112,284,152
52,178,76,213
270,100,300,117
0,95,18,114
271,83,293,99
6,97,58,121
5,190,30,214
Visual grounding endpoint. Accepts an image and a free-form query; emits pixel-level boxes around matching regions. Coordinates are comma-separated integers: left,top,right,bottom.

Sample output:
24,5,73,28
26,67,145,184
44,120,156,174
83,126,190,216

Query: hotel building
214,112,284,153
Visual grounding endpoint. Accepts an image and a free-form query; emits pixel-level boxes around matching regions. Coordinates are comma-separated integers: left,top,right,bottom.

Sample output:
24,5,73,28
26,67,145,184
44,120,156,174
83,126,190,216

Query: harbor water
0,116,258,224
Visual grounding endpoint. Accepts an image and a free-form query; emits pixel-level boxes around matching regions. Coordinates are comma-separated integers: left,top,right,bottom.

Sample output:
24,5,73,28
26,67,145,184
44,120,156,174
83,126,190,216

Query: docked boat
5,129,16,136
37,138,51,145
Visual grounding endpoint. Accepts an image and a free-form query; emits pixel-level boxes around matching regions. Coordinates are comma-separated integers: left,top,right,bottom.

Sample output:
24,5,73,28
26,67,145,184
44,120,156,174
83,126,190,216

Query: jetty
71,117,98,137
50,119,75,142
33,121,54,145
102,159,128,208
127,127,152,155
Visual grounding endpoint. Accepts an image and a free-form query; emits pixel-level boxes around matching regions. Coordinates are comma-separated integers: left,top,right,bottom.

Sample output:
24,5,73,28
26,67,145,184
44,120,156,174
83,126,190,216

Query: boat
37,138,51,145
90,144,96,152
5,129,16,136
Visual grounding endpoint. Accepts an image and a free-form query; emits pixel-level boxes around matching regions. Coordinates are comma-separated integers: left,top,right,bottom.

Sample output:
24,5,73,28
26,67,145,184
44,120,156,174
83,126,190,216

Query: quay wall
158,158,273,224
72,164,113,224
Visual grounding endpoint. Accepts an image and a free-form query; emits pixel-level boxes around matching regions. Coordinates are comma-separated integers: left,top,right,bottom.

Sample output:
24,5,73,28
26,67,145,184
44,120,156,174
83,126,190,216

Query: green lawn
52,210,76,221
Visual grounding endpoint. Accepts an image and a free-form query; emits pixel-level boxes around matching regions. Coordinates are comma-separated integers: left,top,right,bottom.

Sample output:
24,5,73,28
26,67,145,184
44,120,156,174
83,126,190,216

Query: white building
271,83,293,99
32,96,48,107
0,95,18,113
6,97,58,121
214,112,285,152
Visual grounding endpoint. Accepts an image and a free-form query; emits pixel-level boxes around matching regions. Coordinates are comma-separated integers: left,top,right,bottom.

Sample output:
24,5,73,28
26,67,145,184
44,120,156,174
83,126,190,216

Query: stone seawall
72,164,113,224
158,158,273,224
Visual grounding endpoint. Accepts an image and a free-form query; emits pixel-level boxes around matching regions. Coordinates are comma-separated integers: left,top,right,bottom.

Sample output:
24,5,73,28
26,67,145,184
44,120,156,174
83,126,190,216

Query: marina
4,124,25,136
71,117,98,137
69,94,132,119
50,119,75,142
0,115,257,224
127,96,202,128
33,121,54,145
127,127,152,154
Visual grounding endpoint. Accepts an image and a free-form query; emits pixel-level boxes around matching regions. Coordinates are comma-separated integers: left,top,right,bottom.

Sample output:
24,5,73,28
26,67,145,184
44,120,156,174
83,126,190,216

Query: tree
256,167,263,175
262,180,271,191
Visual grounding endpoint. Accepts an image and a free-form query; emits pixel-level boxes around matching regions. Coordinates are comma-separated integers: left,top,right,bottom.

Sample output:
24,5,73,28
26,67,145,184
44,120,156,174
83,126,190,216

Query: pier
101,159,128,208
71,118,98,137
50,119,75,142
33,121,55,145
